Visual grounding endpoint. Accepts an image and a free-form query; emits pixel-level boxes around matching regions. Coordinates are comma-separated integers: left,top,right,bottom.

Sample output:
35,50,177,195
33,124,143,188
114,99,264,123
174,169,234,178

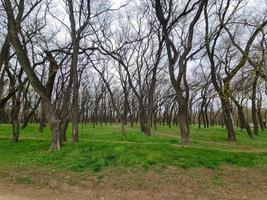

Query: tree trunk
240,108,253,138
67,0,81,143
252,74,259,135
221,99,236,141
177,97,189,144
49,119,62,150
178,110,189,144
12,118,19,142
139,101,150,136
257,96,266,130
60,86,72,142
38,103,46,132
11,94,20,142
41,100,62,150
232,97,253,138
61,118,69,142
71,46,79,142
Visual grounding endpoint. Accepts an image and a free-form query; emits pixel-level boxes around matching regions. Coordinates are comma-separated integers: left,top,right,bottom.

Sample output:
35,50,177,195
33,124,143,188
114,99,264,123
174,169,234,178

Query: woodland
0,0,267,199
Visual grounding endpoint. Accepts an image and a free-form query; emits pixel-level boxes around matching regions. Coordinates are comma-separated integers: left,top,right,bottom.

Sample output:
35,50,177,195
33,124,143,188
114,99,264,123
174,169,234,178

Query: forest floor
0,124,267,199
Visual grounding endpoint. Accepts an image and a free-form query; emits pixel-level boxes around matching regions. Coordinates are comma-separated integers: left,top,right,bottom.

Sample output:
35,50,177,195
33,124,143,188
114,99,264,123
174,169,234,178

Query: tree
4,0,62,150
153,0,206,144
204,0,267,141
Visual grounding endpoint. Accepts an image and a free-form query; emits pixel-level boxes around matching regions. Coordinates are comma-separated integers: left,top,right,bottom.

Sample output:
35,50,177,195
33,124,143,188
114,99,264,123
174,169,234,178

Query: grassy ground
1,124,267,172
0,123,267,199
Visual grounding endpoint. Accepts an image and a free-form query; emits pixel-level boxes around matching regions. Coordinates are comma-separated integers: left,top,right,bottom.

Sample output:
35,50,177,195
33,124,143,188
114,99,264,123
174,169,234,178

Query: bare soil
1,166,267,200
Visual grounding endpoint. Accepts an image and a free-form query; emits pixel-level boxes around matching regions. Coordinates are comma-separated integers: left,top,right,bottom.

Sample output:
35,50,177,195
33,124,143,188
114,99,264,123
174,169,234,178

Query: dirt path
1,180,267,200
1,167,267,200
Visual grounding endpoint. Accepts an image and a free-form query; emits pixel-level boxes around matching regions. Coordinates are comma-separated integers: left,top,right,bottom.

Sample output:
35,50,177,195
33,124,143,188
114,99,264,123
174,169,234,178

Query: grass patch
0,124,267,177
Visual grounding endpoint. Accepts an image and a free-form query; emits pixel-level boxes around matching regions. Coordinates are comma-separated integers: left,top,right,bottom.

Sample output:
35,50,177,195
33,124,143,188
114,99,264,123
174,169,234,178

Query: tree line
0,0,267,150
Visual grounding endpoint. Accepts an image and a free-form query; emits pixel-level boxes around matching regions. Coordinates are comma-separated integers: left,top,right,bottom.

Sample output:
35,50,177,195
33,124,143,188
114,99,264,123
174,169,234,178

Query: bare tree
153,0,206,144
4,0,62,150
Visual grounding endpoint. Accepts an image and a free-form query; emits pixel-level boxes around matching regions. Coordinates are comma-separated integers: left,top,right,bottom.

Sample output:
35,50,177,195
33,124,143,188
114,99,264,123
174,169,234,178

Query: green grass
0,123,267,175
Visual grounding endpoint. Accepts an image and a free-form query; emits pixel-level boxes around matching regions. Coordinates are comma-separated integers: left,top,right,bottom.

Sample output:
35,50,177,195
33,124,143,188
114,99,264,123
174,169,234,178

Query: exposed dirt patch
1,166,267,200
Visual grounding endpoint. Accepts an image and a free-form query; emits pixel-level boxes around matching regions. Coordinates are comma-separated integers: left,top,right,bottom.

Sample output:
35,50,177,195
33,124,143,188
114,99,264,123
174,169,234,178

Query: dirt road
1,167,267,200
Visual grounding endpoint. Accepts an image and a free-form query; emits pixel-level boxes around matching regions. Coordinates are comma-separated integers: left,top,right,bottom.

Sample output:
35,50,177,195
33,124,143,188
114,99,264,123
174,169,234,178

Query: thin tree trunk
38,103,46,132
71,45,79,143
257,95,265,130
252,74,259,135
11,91,21,142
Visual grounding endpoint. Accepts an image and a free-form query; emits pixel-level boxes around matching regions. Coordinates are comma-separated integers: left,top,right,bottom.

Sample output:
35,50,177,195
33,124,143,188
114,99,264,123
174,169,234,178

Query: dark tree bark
251,72,259,135
231,96,253,138
257,93,266,130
